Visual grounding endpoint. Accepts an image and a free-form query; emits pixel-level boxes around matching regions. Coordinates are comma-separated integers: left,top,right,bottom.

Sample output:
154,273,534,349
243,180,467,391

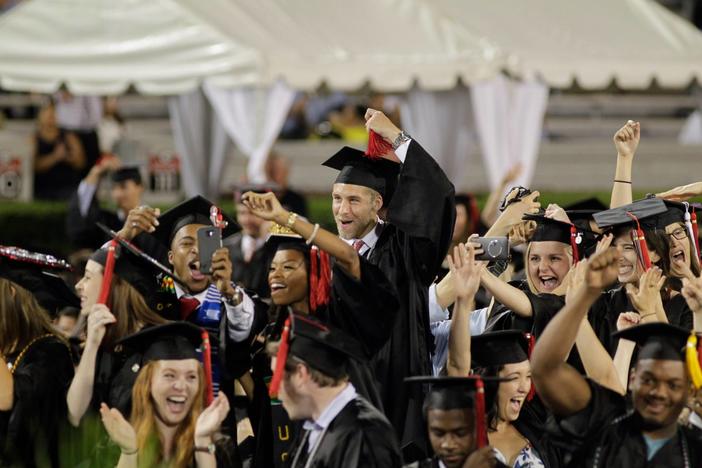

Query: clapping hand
195,393,230,444
100,403,137,455
682,275,702,316
625,267,665,316
447,243,484,302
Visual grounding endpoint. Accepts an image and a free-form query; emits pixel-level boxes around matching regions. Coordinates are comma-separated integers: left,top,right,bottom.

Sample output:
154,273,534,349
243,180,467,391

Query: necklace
6,334,55,375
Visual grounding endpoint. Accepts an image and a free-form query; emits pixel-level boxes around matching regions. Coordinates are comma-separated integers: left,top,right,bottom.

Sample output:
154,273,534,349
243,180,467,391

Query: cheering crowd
3,109,702,467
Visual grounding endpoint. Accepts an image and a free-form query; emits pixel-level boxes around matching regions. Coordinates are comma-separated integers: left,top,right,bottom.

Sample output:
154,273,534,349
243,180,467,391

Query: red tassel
569,225,580,264
269,318,291,398
201,329,214,405
365,131,393,160
474,377,488,448
97,240,118,307
309,247,331,313
625,213,651,270
526,333,536,401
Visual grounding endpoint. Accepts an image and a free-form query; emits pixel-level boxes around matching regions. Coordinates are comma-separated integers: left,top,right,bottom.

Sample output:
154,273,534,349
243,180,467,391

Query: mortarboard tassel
692,210,700,262
686,334,702,389
201,329,214,405
309,247,331,313
525,333,536,401
683,203,700,262
97,239,118,307
269,317,291,398
569,225,581,264
474,377,488,448
625,213,651,270
365,130,393,160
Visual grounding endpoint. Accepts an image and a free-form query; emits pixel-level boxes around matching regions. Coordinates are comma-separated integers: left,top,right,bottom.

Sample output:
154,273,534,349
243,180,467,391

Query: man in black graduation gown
322,108,455,453
531,246,702,467
272,313,402,467
65,159,167,261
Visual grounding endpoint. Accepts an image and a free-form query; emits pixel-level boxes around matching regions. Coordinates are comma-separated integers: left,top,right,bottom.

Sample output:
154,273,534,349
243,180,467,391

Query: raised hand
544,203,571,224
211,248,237,299
564,262,585,303
616,311,641,331
100,403,137,455
508,220,537,246
656,182,702,202
241,191,288,225
195,392,230,443
625,266,665,315
682,275,702,315
501,163,523,186
595,233,613,254
613,120,640,158
364,108,402,146
118,205,161,240
86,304,116,349
494,190,541,235
584,248,621,291
447,243,484,302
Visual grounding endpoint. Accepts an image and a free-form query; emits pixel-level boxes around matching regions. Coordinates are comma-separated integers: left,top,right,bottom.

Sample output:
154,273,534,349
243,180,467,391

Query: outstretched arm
481,164,522,227
446,244,484,377
243,191,361,279
657,181,702,202
531,248,620,416
610,120,640,208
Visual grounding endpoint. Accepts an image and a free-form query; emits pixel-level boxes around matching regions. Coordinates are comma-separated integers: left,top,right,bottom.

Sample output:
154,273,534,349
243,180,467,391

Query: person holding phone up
150,195,265,439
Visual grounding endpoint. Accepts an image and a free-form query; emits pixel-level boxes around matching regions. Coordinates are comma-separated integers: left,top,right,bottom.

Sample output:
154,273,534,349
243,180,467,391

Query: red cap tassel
475,377,488,448
269,317,291,398
97,239,118,306
365,130,393,160
626,213,651,270
526,333,536,401
201,330,214,405
569,225,580,264
309,248,331,313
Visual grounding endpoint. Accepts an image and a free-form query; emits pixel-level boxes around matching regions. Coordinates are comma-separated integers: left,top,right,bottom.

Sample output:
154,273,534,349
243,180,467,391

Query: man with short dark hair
273,313,402,467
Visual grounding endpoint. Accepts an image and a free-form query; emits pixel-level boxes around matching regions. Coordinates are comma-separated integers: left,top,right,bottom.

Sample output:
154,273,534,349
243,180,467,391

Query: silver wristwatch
392,130,411,150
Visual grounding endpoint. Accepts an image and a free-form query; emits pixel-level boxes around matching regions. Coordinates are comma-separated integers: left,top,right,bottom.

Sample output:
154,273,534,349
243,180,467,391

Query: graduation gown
367,140,455,451
0,335,74,468
246,258,400,468
288,395,402,468
588,287,693,356
547,379,702,467
224,232,270,297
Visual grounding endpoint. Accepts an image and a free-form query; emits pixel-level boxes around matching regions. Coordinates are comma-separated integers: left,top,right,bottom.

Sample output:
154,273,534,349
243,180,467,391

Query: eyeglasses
667,227,688,241
499,186,533,212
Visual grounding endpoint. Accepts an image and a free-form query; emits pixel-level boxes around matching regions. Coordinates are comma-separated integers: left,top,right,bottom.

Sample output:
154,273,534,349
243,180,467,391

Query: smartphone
474,237,510,262
197,226,222,275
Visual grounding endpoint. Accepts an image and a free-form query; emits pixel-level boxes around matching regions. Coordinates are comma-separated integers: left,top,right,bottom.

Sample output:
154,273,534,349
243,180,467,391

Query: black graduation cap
645,198,696,231
152,195,239,247
0,246,79,315
322,146,400,205
404,375,512,449
471,330,531,368
111,166,142,184
612,322,690,362
593,198,668,230
116,322,203,363
523,214,573,244
93,224,186,313
269,313,366,397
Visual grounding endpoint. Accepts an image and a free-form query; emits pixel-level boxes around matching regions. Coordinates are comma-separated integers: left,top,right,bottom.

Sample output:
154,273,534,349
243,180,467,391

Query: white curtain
203,80,296,184
471,75,549,191
679,110,702,145
399,85,477,189
168,88,230,199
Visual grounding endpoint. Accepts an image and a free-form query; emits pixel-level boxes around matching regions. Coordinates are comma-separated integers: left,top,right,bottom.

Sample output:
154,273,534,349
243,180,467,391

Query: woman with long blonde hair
100,322,230,468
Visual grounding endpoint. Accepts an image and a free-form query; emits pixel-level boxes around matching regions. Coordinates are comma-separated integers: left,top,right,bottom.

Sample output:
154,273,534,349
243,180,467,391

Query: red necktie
179,296,200,320
353,240,365,253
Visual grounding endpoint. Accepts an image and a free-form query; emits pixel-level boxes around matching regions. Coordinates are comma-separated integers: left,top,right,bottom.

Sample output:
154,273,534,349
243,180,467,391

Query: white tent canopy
1,0,702,94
